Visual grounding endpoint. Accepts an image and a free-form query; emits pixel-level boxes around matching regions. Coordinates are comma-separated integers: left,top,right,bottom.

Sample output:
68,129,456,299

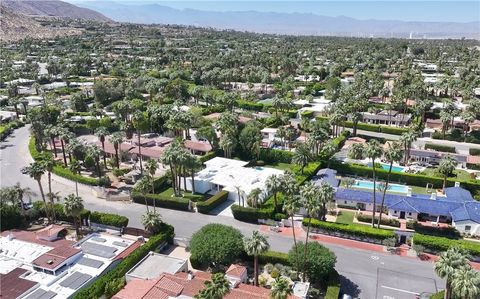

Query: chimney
430,192,437,200
187,271,194,280
454,182,460,188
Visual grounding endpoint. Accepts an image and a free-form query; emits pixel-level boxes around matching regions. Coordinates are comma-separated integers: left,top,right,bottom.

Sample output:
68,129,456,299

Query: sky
70,1,480,23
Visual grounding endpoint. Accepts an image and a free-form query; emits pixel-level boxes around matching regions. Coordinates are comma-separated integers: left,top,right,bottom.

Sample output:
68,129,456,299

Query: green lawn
159,188,208,202
419,168,474,182
336,211,355,224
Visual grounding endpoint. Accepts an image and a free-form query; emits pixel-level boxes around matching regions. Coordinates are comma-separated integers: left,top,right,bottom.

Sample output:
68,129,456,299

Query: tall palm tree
56,127,71,167
365,140,383,227
399,131,417,164
283,190,300,272
86,145,103,178
266,174,282,212
450,266,480,299
247,188,262,208
292,143,312,174
68,160,82,197
300,181,321,278
244,230,270,286
195,273,230,299
219,133,235,159
95,127,109,168
461,111,475,141
184,154,202,194
109,131,124,169
438,156,457,191
22,162,51,222
378,142,403,228
63,194,84,240
270,277,293,299
40,155,57,222
318,181,335,221
132,112,148,174
347,143,364,160
44,124,59,158
136,176,152,213
434,247,470,299
141,210,162,234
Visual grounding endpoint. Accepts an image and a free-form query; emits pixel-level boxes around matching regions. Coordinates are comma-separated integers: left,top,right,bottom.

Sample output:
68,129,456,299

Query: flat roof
127,252,187,280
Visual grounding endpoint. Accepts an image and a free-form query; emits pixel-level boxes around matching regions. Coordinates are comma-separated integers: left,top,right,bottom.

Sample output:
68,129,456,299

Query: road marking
381,285,419,295
383,296,395,299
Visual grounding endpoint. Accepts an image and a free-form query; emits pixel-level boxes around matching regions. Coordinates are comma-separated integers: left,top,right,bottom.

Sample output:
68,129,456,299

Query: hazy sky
70,1,480,23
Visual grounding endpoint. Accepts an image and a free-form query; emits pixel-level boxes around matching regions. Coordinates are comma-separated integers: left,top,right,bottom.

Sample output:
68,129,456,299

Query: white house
184,157,284,203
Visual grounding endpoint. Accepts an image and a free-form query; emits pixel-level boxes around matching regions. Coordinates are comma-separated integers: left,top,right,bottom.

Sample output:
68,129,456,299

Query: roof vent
430,192,437,200
47,260,54,265
454,182,460,188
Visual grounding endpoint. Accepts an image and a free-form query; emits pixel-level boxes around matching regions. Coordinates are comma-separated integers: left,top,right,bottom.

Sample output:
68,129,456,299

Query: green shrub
1,205,26,231
410,221,460,239
73,225,174,299
199,151,217,163
259,148,294,164
288,242,337,283
231,204,260,223
303,218,395,241
131,193,190,211
197,190,229,214
29,137,44,160
425,143,456,153
324,270,341,299
300,110,314,119
237,99,264,111
33,202,90,223
53,166,99,186
357,214,400,227
413,234,480,256
336,204,357,210
90,211,129,228
189,224,244,269
429,291,445,299
112,168,130,177
469,148,480,156
258,251,290,266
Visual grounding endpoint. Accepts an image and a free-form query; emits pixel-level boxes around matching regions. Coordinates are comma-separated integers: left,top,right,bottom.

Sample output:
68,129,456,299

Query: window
344,201,348,204
408,212,412,216
394,211,397,214
465,225,471,231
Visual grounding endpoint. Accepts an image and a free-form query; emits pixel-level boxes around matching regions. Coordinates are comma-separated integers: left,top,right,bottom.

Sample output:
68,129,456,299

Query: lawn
159,187,208,202
336,210,355,224
419,168,475,182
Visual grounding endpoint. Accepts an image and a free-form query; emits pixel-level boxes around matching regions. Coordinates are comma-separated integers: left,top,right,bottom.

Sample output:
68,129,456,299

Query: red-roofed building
184,140,212,155
226,264,247,283
0,268,38,299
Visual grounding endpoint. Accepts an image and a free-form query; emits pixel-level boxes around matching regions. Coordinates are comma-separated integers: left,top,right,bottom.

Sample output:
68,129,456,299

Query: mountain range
75,1,479,39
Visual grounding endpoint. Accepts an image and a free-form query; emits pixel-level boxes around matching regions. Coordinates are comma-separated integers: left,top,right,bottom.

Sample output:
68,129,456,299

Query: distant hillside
0,6,81,41
77,1,479,39
2,0,111,22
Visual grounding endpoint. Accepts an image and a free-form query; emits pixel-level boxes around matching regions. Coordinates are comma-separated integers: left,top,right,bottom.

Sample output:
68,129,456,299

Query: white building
184,157,284,202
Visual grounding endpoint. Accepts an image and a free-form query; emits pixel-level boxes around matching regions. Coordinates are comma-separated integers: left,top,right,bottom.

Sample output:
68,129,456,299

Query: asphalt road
0,126,445,299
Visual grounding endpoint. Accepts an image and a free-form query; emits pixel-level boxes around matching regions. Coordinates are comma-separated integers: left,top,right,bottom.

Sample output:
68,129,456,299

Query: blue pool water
368,163,405,173
354,180,409,193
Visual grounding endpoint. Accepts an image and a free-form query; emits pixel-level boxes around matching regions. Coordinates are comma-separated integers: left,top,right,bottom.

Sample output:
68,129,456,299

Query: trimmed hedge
199,151,217,163
29,136,44,160
429,291,445,299
469,148,480,156
259,148,294,164
413,234,480,257
357,214,400,228
33,201,90,223
231,205,262,223
258,250,290,266
409,221,460,239
74,225,174,299
0,120,24,141
53,166,99,186
237,99,264,111
90,211,128,228
303,218,396,241
324,270,341,299
315,116,409,135
131,192,190,211
197,190,229,214
425,143,456,153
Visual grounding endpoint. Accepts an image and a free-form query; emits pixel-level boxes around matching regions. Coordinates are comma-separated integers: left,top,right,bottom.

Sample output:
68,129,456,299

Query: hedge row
0,120,24,141
74,225,174,299
131,192,190,211
90,211,129,228
424,143,456,153
258,250,291,266
33,201,91,222
330,161,480,198
413,234,480,257
259,148,294,164
429,291,445,299
407,221,461,239
199,151,217,163
470,148,480,156
316,116,409,135
324,270,341,299
231,204,270,223
197,190,229,214
53,165,99,186
303,218,396,241
356,214,400,228
236,99,264,111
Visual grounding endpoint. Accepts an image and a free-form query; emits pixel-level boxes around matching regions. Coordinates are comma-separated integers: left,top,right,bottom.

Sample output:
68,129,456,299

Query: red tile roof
184,140,212,153
0,268,38,299
1,229,75,248
96,141,134,155
35,224,66,240
226,264,247,278
32,246,81,269
113,240,142,261
128,146,165,159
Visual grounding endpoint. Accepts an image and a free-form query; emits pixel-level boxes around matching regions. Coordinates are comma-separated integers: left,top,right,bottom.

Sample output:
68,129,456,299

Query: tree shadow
339,274,361,298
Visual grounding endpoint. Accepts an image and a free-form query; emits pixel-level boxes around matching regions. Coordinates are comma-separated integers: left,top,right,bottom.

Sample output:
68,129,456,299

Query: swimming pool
368,163,405,173
353,180,409,193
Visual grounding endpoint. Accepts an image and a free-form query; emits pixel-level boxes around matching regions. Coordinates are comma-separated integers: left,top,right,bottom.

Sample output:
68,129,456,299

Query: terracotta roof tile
0,268,38,299
226,264,247,278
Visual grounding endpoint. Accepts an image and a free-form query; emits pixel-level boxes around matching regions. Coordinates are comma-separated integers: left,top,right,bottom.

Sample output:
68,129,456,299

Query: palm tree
399,131,417,164
300,181,321,278
132,112,148,174
57,128,72,167
109,132,124,169
86,145,102,178
195,273,230,299
365,140,383,227
266,174,282,212
22,161,51,222
292,143,312,174
270,277,293,299
44,125,59,158
63,194,84,240
40,155,57,222
347,143,364,160
434,247,470,299
247,188,262,208
244,231,270,286
95,127,109,168
69,160,82,197
438,156,457,191
219,133,235,159
461,111,475,141
141,210,162,234
378,142,403,228
283,191,300,272
318,181,335,221
184,154,202,194
136,176,153,213
450,266,480,299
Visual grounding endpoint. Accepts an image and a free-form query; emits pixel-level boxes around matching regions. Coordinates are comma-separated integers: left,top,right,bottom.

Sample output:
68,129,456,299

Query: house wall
452,220,480,236
388,209,418,220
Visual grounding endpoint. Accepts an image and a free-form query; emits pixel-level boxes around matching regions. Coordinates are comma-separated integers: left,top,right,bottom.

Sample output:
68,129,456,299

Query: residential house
409,149,468,167
360,110,411,127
